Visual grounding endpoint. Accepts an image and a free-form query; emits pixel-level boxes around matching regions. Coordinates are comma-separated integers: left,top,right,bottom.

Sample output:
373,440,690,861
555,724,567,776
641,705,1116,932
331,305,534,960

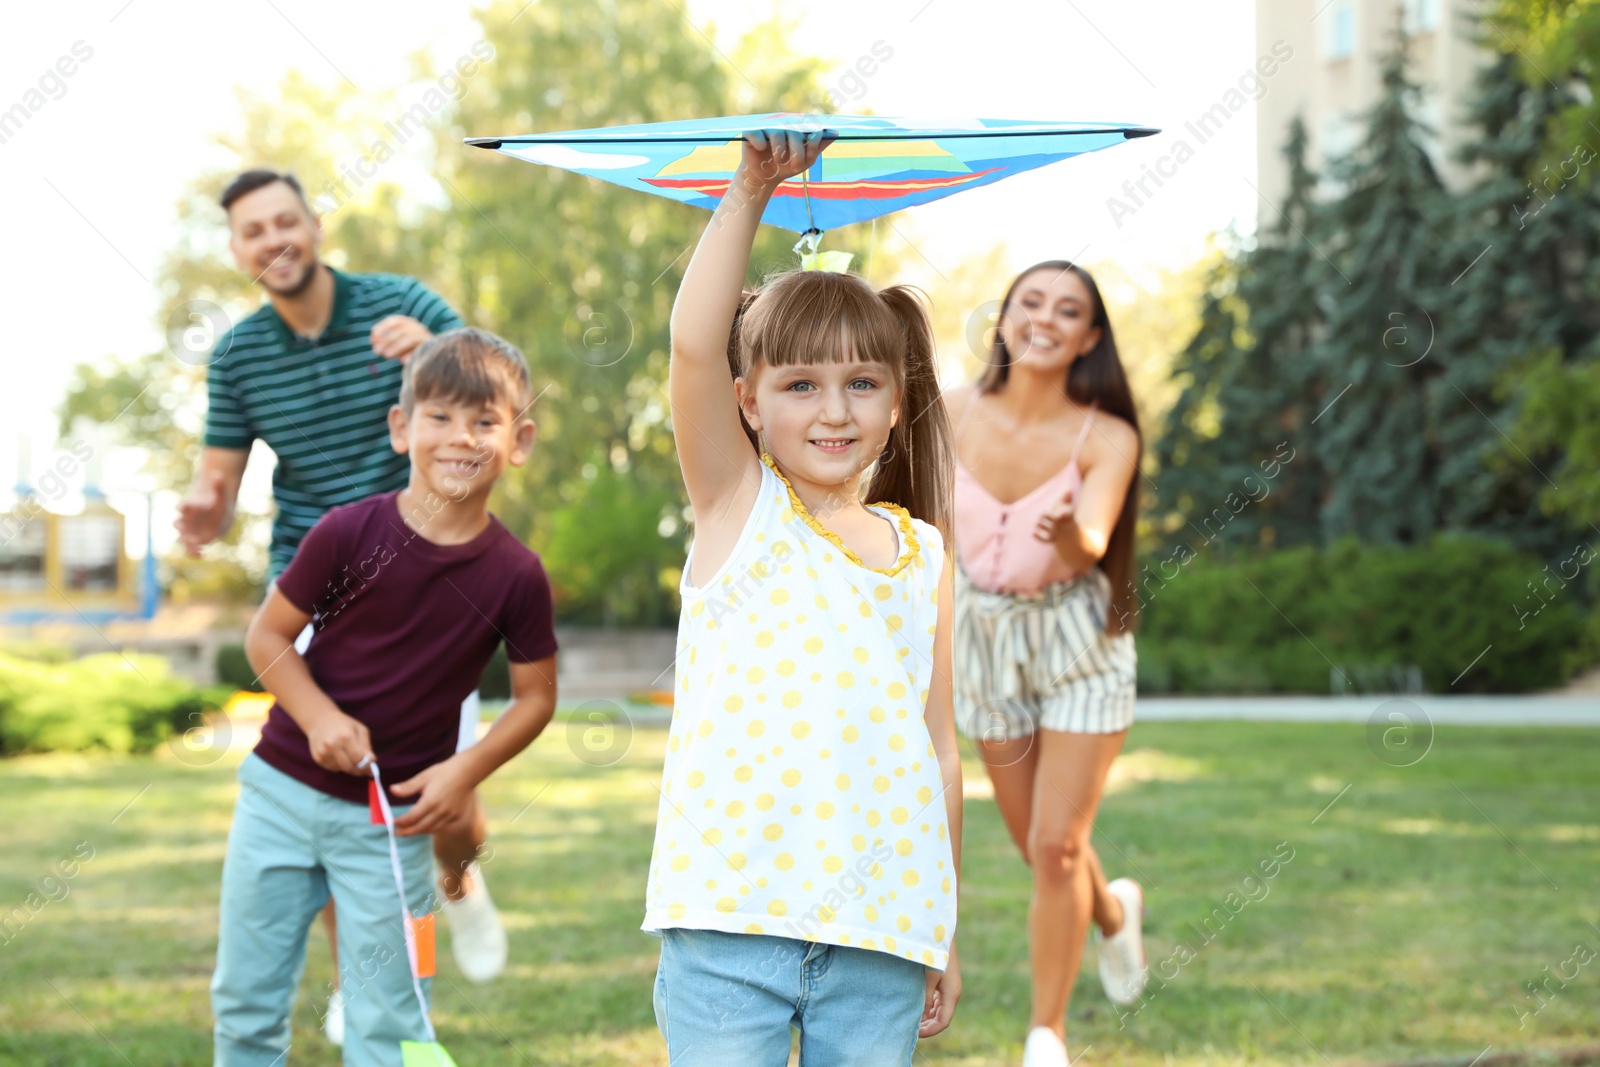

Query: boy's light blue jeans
212,753,434,1067
653,928,928,1066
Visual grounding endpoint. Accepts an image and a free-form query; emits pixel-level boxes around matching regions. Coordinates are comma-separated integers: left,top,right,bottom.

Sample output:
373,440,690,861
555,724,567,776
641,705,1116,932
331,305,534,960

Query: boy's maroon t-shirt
255,491,558,805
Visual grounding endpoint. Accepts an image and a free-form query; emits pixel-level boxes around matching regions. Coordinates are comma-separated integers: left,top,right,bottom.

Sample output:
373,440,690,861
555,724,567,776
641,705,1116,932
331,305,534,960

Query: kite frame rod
465,126,1161,150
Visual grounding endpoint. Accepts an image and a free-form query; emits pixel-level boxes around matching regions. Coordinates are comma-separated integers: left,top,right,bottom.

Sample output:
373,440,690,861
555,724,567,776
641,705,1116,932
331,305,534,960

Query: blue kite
467,113,1159,235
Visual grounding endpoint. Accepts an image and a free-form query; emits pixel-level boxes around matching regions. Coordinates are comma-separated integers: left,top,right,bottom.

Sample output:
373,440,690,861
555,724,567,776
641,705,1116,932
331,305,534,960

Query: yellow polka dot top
643,454,957,971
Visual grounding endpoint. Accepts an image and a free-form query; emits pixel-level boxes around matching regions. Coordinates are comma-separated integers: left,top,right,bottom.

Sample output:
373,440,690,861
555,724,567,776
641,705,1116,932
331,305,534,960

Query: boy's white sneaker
1096,877,1148,1006
1021,1026,1070,1067
442,863,508,983
323,987,344,1046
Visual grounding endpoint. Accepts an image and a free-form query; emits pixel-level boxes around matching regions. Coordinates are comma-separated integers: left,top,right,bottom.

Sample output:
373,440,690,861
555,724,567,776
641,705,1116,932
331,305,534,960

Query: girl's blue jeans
653,927,927,1066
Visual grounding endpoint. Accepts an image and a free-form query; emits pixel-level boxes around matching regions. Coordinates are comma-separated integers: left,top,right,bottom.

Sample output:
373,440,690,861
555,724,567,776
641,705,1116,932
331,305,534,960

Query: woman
946,261,1146,1066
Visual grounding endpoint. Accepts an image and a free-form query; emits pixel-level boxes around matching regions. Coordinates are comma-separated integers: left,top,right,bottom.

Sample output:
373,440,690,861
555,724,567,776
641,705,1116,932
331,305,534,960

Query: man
178,169,508,1046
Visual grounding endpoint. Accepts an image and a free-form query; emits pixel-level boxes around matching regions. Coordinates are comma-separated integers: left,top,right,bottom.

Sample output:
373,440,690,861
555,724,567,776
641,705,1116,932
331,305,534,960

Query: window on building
1403,0,1441,34
1321,0,1356,60
0,516,46,592
60,515,120,592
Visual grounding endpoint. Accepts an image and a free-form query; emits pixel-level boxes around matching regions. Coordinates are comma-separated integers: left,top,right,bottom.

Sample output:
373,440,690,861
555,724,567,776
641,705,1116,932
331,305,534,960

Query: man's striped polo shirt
203,268,463,581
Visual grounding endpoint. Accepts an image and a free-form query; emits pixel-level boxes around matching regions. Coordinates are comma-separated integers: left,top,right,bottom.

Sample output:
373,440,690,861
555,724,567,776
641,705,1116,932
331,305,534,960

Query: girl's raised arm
668,128,831,518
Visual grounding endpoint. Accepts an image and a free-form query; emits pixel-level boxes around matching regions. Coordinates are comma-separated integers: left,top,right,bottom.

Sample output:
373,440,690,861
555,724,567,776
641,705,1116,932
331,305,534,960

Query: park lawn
0,719,1596,1066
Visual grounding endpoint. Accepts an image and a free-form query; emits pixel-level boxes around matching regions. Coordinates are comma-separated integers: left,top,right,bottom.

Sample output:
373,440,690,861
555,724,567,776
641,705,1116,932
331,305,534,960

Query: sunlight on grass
87,842,227,873
1105,747,1207,793
1541,824,1600,842
965,747,1206,800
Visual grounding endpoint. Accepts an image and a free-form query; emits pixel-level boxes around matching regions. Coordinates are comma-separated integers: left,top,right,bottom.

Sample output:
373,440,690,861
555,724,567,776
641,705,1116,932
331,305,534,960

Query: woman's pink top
954,402,1097,595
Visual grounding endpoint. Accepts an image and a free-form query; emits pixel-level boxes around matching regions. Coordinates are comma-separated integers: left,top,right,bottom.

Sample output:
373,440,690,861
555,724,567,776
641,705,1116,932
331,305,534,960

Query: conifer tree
1231,117,1333,550
1447,47,1600,550
1149,251,1248,550
1151,120,1329,554
1310,21,1456,544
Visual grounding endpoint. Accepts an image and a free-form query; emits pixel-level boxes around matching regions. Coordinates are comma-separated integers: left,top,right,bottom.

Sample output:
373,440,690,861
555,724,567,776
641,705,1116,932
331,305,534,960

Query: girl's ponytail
870,285,953,546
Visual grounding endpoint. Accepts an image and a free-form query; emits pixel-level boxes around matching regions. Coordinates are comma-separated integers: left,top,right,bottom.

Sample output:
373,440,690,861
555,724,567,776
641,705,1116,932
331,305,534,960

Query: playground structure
0,441,209,671
0,482,151,625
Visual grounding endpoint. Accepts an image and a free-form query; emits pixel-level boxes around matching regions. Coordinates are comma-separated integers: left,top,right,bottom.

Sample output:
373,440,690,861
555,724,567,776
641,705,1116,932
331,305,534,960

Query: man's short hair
221,169,311,214
401,328,533,415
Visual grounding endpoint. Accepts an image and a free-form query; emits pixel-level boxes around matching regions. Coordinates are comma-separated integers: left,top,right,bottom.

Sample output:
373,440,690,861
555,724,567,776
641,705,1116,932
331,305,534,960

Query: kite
467,113,1159,239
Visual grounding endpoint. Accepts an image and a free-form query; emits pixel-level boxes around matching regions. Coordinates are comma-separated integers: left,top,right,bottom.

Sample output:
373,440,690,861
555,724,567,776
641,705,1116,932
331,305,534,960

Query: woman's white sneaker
442,863,508,983
1021,1026,1070,1067
1096,877,1148,1006
322,986,344,1046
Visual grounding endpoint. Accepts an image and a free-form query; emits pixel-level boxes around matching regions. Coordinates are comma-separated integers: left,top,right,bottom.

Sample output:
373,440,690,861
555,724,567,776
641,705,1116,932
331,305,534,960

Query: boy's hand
305,710,374,775
737,128,834,193
920,945,961,1038
390,756,476,836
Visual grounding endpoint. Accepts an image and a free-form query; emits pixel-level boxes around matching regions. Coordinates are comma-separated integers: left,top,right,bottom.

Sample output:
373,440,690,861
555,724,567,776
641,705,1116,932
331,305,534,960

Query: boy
182,170,508,1042
212,328,558,1066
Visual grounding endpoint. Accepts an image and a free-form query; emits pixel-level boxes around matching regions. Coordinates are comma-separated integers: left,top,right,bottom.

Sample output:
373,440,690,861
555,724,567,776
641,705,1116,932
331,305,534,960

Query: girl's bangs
741,272,903,373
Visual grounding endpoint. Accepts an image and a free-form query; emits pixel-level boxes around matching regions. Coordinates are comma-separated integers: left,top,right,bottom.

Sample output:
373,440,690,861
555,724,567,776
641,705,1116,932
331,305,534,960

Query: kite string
363,758,437,1045
792,137,822,260
787,131,827,262
801,131,818,236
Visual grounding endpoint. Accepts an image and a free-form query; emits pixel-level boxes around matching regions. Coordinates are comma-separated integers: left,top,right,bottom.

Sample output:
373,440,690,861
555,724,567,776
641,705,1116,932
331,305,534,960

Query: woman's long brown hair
726,271,954,547
978,261,1141,634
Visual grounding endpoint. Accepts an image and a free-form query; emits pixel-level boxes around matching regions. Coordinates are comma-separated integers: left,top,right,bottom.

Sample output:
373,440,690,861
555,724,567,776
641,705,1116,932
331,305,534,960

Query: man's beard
259,255,320,299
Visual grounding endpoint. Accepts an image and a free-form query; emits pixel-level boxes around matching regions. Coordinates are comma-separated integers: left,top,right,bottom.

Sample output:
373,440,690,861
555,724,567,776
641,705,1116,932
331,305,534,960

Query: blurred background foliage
51,0,1600,691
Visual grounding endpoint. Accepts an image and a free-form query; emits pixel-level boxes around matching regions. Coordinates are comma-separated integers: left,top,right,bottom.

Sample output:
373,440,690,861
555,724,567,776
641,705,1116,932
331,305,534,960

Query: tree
1309,22,1458,545
1443,46,1600,558
1090,251,1212,446
58,73,439,595
63,0,913,621
1226,117,1333,550
421,0,896,624
1150,122,1331,555
1147,246,1250,547
1488,0,1600,187
1139,9,1600,684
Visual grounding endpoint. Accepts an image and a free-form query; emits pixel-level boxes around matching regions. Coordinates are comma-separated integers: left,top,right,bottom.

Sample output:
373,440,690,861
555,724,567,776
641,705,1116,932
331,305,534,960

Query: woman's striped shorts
954,564,1137,742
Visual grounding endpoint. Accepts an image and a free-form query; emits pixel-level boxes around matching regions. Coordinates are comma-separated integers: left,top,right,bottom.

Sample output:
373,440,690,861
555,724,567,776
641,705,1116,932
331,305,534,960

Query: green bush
214,643,263,692
0,653,223,755
1136,534,1590,694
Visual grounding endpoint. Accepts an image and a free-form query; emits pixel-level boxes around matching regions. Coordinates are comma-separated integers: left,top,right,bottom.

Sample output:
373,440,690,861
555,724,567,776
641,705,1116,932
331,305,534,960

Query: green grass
1,720,1597,1065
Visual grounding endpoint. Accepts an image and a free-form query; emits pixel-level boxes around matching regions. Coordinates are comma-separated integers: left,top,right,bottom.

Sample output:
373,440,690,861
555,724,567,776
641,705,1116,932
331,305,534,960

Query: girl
644,128,963,1066
946,262,1146,1067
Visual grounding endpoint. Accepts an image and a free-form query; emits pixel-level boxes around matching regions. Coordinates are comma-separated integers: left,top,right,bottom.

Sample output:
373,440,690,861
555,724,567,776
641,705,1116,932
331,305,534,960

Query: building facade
1256,0,1495,206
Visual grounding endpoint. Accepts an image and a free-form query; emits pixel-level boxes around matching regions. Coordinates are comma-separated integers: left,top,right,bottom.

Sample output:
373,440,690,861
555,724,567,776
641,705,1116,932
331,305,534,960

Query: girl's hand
737,128,832,193
920,946,962,1037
